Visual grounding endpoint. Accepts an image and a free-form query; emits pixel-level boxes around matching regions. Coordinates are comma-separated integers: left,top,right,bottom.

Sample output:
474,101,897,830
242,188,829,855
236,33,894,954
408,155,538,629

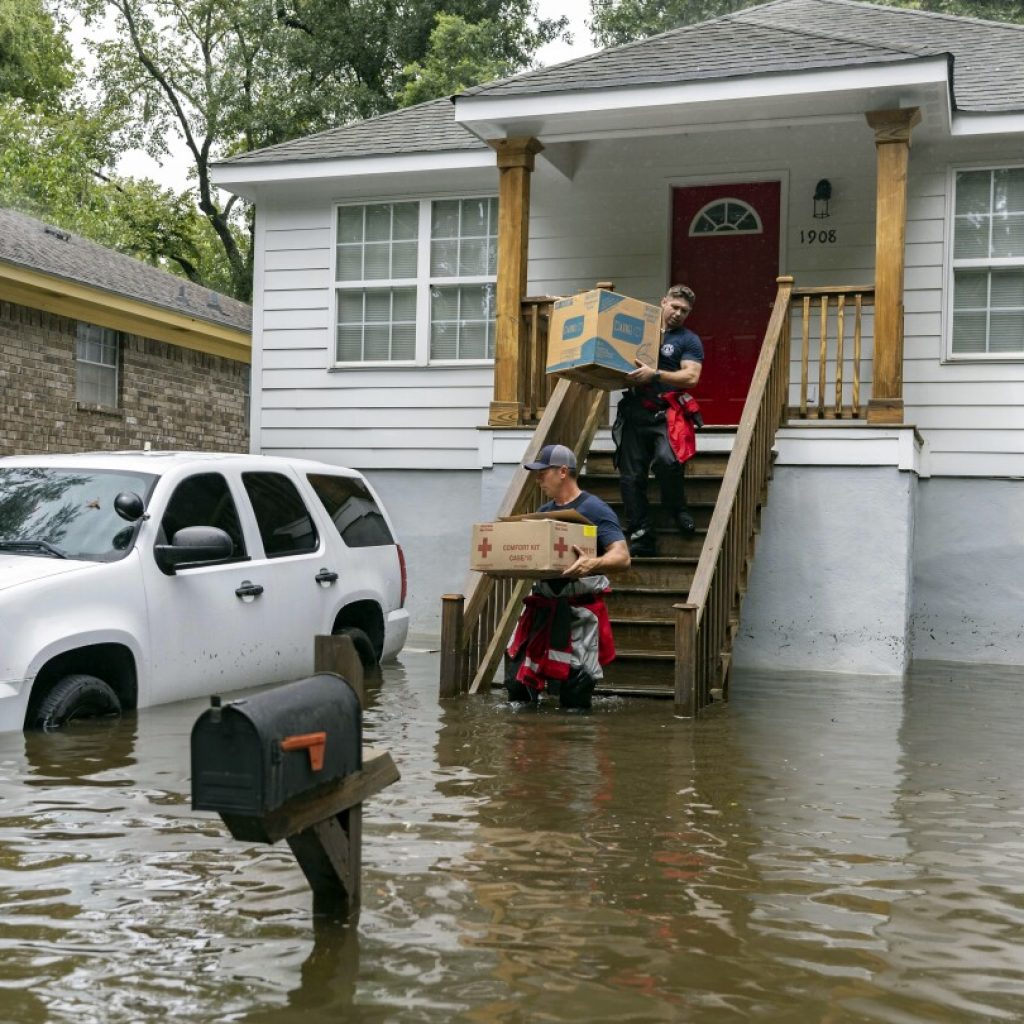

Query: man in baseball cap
505,442,630,710
523,443,577,472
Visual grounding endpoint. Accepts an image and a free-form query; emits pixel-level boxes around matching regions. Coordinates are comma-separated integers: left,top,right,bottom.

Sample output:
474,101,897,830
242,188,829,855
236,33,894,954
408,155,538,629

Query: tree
589,0,757,47
588,0,1024,48
73,0,567,300
400,12,548,107
0,0,74,106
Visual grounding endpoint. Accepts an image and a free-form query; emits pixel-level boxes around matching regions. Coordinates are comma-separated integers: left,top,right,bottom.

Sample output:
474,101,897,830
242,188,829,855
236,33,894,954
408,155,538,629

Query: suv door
239,470,338,682
143,471,282,702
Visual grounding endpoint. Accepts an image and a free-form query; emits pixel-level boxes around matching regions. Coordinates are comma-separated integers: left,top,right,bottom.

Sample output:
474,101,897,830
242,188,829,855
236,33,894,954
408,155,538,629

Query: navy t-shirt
539,491,625,555
635,326,704,403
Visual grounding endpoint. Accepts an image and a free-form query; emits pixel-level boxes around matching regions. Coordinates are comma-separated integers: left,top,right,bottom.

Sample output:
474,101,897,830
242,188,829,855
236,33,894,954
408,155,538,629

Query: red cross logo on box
553,536,569,558
477,537,492,559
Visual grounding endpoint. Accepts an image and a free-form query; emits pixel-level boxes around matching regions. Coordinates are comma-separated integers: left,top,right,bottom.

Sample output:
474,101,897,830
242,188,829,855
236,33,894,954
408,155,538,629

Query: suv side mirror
114,491,146,522
155,526,234,575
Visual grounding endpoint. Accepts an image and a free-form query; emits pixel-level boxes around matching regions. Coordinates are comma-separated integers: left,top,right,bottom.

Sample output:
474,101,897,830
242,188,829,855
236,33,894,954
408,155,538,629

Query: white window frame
331,195,497,369
945,162,1024,362
74,321,121,407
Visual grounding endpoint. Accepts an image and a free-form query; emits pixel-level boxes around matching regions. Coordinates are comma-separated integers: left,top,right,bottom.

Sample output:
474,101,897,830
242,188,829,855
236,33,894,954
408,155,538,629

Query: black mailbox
191,673,361,840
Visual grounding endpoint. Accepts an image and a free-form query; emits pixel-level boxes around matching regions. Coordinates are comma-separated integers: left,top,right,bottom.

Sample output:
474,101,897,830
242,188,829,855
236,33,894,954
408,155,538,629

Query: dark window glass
307,473,394,548
0,467,156,562
242,472,318,557
160,473,246,557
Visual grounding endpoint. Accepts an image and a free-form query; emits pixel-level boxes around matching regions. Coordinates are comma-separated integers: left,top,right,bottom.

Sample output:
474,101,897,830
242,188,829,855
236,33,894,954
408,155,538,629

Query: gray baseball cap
523,444,577,471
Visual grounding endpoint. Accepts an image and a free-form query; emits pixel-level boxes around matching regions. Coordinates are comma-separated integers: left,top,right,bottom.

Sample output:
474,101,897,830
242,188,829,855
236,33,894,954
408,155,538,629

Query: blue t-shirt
633,326,704,403
539,491,625,555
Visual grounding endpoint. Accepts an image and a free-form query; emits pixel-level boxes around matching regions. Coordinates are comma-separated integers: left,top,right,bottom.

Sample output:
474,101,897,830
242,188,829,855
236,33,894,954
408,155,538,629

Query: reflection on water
2,659,1024,1022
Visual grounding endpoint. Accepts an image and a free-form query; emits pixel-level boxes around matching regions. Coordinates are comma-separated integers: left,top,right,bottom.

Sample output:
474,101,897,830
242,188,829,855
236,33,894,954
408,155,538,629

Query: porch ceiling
454,58,953,147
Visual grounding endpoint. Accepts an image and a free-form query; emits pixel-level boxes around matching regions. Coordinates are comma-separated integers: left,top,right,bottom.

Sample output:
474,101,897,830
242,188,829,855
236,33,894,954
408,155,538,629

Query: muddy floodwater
2,656,1024,1023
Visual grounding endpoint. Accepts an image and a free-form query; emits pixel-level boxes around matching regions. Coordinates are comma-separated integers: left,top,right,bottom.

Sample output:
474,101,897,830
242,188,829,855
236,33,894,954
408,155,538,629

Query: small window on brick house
75,322,120,407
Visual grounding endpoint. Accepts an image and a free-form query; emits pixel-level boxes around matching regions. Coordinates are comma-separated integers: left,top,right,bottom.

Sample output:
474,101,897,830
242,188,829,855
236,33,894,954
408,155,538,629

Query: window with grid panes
334,198,497,364
75,322,120,407
951,168,1024,357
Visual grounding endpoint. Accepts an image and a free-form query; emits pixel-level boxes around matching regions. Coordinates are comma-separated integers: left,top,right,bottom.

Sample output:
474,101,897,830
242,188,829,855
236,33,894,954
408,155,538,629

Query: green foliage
588,0,1024,47
0,0,74,106
67,0,565,299
399,13,524,106
0,101,240,293
589,0,759,47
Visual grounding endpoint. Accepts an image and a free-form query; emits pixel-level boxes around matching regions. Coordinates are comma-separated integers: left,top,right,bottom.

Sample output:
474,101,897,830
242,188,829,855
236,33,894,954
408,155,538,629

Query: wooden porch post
488,137,543,427
865,107,921,425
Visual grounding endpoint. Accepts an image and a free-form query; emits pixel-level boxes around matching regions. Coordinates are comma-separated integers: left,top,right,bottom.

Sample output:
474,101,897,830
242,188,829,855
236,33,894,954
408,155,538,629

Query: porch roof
461,0,1024,115
212,0,1024,182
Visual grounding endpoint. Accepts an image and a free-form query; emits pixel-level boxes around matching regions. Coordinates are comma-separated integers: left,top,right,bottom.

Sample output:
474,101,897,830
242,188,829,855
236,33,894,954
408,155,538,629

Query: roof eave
453,55,954,141
0,261,251,363
211,147,494,197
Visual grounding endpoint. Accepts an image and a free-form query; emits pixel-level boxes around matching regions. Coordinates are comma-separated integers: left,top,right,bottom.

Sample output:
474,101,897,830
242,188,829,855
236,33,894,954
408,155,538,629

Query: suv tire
334,627,378,670
30,674,122,731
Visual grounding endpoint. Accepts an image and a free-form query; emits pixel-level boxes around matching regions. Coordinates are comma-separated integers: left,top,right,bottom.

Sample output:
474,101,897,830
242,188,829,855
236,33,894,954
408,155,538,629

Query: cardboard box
470,516,598,578
546,288,661,390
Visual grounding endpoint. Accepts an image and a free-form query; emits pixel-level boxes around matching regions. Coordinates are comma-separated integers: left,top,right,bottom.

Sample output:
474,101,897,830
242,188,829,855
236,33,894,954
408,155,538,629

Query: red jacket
507,590,615,692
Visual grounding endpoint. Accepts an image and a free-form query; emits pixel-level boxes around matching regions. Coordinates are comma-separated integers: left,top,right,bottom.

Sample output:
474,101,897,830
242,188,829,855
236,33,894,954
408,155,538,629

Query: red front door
670,181,781,425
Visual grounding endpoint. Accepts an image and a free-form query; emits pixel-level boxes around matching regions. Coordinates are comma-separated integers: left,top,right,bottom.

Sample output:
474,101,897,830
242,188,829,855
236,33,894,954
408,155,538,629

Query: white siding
255,194,497,469
904,136,1024,477
250,122,1024,476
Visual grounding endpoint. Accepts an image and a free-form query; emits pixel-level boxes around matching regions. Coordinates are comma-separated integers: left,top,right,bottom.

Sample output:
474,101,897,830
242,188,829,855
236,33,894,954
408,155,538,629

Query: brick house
0,207,251,455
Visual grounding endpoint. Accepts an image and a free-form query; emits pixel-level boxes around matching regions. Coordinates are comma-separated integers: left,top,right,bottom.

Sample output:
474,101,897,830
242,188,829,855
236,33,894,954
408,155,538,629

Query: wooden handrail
678,276,795,714
440,375,608,697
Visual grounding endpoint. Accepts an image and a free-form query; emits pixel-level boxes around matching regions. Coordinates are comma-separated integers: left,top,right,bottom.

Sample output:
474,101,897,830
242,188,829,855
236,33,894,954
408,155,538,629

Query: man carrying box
505,444,631,710
614,284,704,558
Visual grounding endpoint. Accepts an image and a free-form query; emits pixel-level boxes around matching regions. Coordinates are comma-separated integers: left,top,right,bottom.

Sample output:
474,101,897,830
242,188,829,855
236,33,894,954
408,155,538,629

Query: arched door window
688,198,763,236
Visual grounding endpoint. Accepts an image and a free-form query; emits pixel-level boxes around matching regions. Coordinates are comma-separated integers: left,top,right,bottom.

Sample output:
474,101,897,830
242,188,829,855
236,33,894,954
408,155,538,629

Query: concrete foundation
732,466,916,676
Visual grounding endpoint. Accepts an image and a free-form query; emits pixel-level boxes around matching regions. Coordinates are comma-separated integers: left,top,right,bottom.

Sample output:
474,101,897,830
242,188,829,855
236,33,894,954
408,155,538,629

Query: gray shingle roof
216,0,1024,170
0,207,251,334
463,0,1024,112
219,97,485,167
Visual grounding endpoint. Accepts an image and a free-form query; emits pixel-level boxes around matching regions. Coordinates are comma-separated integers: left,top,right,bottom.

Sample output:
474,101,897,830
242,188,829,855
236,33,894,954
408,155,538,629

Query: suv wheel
334,627,378,670
30,674,122,731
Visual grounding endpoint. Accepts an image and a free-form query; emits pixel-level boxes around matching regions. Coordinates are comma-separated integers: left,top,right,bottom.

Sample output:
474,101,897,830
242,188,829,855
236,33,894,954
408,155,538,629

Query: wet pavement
2,655,1024,1022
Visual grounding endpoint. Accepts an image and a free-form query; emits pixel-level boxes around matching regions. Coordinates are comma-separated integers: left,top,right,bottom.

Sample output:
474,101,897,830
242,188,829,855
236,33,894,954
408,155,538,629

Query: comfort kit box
470,516,598,578
547,288,661,390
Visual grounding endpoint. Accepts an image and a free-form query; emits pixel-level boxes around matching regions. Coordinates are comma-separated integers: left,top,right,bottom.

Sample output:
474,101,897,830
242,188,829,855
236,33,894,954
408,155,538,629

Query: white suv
0,451,409,732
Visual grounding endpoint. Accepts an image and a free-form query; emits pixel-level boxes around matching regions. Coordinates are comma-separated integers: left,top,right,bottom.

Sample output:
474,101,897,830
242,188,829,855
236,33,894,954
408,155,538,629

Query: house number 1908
800,229,837,244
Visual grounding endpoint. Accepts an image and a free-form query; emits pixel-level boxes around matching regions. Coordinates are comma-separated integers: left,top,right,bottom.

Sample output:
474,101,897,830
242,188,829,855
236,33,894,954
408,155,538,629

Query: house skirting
367,425,1024,676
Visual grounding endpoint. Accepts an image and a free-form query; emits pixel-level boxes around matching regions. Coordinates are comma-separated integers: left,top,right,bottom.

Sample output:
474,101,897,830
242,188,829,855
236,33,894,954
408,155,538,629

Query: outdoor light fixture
813,179,832,219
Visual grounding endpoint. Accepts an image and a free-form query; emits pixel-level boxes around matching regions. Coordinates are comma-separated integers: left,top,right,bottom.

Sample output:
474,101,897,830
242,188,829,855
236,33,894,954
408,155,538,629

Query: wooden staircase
439,275,798,715
578,442,733,698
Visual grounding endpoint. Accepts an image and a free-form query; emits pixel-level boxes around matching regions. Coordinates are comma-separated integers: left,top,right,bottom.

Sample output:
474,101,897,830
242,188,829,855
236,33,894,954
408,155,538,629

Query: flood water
2,656,1024,1023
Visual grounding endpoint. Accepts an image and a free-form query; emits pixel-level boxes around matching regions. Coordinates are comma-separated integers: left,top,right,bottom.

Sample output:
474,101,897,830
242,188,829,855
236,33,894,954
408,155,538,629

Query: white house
211,0,1024,686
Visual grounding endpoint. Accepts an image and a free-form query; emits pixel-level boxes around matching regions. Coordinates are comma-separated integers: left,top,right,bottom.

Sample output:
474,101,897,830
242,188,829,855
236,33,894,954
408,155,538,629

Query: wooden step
618,556,697,589
605,586,690,618
599,651,675,696
582,472,723,505
602,499,716,531
584,450,731,476
609,617,675,652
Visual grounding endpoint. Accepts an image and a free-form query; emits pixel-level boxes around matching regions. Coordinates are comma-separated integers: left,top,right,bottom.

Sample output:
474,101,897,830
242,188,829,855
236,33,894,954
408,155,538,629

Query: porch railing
676,276,795,715
789,285,875,420
439,377,608,697
519,296,560,424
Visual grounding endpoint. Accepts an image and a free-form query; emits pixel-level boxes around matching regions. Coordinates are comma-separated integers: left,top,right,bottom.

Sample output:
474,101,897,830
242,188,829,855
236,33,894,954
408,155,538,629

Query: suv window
0,467,157,562
307,473,395,548
242,472,319,558
160,472,246,557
